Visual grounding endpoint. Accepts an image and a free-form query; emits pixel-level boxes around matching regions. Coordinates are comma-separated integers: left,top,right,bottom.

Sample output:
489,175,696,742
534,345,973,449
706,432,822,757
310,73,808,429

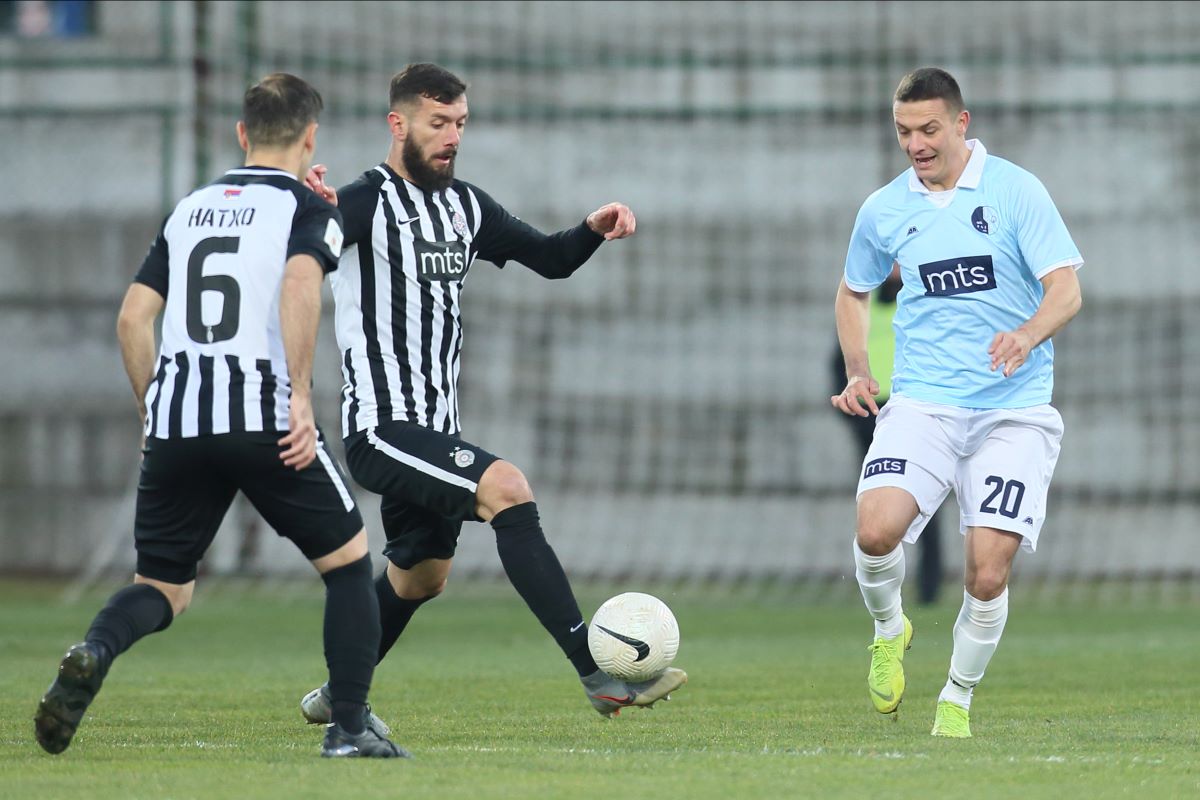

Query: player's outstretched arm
988,266,1082,378
484,199,633,280
116,283,165,427
831,278,881,417
585,202,636,240
278,254,324,470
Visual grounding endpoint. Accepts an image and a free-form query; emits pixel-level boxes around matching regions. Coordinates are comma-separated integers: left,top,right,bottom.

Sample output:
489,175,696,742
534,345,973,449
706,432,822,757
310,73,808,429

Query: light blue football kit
845,140,1082,547
845,139,1082,409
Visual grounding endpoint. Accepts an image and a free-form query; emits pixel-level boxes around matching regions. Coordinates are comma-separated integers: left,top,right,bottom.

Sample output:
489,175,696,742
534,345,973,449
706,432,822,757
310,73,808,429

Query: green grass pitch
1,579,1196,799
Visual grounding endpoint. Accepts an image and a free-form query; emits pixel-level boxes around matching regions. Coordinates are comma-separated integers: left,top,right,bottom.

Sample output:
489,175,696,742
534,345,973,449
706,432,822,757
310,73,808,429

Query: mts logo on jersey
918,255,996,297
863,457,906,479
415,240,468,281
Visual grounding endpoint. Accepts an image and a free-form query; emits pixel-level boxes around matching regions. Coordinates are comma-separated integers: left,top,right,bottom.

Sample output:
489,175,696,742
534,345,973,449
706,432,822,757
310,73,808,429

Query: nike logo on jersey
398,215,421,225
569,621,585,633
597,625,651,662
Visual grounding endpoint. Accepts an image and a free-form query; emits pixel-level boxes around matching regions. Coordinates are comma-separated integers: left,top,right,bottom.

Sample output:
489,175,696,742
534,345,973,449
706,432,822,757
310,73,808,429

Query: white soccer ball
587,592,679,682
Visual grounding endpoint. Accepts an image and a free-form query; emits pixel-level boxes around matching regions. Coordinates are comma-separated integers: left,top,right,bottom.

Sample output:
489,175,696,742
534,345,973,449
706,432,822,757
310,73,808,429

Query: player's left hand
586,203,636,240
988,328,1036,378
279,395,317,470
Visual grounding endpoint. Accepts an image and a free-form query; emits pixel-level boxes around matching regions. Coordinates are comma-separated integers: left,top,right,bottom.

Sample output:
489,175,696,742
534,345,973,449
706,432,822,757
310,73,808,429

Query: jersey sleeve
1010,171,1083,278
843,196,893,292
336,175,379,249
289,194,345,274
133,215,171,297
468,184,604,278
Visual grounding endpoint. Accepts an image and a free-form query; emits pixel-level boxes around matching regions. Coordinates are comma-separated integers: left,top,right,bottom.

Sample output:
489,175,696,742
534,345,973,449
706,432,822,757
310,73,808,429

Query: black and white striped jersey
135,167,344,439
331,163,604,437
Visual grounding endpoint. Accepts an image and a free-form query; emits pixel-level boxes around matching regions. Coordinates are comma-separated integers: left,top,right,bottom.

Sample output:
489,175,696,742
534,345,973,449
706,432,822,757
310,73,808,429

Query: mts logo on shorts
918,255,996,297
863,457,907,479
415,240,468,281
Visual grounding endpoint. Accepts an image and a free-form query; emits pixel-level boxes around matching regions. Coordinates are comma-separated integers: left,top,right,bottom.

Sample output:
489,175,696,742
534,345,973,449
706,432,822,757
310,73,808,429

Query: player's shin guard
854,540,906,639
321,555,379,734
492,501,597,676
85,583,174,676
942,587,1009,709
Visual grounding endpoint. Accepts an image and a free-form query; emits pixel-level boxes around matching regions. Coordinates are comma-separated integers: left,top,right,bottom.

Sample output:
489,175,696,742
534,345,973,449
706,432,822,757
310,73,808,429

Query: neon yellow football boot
931,700,972,737
866,615,913,714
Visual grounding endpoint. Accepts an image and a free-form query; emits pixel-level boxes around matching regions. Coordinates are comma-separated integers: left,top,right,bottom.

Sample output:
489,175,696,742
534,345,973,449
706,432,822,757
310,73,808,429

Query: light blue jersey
844,140,1082,408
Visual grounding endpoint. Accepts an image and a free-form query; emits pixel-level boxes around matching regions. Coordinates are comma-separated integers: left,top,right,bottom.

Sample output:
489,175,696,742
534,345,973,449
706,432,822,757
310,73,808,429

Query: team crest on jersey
971,206,999,235
451,447,475,468
452,211,468,237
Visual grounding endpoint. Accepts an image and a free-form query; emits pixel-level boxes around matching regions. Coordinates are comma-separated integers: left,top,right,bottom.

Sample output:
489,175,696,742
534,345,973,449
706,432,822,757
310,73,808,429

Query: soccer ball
587,592,679,682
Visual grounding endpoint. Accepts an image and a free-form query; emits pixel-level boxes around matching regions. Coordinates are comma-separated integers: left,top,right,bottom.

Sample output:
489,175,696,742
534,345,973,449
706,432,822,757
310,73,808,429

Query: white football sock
853,540,906,639
941,587,1009,710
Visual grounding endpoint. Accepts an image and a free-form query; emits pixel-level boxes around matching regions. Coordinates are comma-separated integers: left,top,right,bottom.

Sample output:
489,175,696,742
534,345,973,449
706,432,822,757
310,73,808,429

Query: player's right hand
831,375,881,417
304,164,338,206
279,394,317,470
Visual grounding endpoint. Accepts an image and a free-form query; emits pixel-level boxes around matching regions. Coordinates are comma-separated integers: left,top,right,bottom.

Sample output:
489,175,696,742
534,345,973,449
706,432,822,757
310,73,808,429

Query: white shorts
855,394,1064,552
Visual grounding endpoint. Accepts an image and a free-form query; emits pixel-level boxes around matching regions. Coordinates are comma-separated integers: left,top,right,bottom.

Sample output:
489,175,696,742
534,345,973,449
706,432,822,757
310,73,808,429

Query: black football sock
375,570,430,664
85,583,174,677
491,501,598,677
322,555,379,735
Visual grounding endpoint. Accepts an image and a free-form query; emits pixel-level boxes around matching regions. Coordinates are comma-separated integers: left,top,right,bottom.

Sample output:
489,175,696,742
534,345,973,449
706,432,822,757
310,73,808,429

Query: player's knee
313,530,370,575
965,561,1010,599
388,560,451,601
965,570,1009,601
856,532,897,557
855,515,904,556
478,461,533,513
397,575,447,601
418,577,448,600
855,490,914,555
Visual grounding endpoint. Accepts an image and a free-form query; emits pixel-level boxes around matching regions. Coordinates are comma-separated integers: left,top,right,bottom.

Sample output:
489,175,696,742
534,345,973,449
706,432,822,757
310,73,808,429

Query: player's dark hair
390,63,468,109
894,67,965,113
242,73,324,148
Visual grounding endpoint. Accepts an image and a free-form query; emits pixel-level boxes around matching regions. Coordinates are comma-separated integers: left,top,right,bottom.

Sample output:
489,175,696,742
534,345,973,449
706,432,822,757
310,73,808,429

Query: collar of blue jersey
907,138,987,194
